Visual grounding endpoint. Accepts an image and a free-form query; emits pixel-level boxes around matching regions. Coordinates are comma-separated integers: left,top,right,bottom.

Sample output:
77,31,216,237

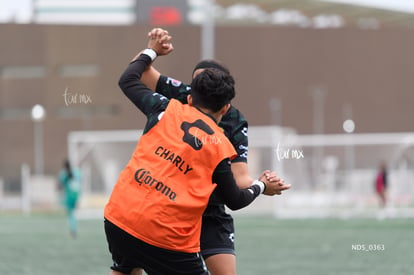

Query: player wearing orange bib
138,28,292,275
105,97,240,253
104,32,287,275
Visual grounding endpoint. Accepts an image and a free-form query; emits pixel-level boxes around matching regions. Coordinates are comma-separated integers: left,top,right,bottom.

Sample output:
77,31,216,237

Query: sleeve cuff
142,48,157,61
252,180,266,194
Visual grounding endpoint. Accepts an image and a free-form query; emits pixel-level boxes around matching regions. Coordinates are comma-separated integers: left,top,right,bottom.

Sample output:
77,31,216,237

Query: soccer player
58,158,81,238
135,28,290,275
375,161,388,208
104,32,290,275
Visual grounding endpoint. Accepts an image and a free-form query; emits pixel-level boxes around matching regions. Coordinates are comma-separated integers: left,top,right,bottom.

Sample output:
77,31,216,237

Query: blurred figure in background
59,158,81,237
375,161,388,208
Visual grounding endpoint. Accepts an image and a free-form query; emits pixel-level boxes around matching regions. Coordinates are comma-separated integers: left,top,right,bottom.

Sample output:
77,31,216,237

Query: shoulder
219,105,248,142
219,106,249,162
223,105,246,121
158,75,191,92
220,106,248,131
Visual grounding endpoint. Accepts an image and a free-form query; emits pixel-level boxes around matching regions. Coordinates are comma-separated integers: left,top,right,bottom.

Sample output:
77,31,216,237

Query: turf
0,214,412,275
234,217,413,275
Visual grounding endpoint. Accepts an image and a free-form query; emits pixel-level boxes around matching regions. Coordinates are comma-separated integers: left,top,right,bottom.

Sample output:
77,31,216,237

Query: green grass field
0,213,413,275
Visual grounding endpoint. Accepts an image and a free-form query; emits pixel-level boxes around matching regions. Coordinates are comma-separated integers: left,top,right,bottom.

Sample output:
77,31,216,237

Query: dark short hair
192,59,230,77
190,68,235,113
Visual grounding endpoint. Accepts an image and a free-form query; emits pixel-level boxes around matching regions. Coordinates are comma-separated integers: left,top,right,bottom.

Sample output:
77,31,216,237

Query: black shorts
200,205,235,259
104,219,208,275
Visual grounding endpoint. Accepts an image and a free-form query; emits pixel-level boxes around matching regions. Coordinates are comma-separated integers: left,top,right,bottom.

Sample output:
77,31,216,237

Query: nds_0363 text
351,244,385,252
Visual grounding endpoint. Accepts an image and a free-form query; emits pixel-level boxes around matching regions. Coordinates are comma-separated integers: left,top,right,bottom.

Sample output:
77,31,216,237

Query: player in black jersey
131,28,290,275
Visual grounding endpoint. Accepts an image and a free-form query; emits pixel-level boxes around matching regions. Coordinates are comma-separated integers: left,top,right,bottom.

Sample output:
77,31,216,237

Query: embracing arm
213,159,263,210
214,159,292,209
231,162,254,189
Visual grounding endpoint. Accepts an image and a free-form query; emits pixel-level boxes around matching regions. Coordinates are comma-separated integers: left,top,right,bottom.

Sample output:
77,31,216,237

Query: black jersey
156,75,248,163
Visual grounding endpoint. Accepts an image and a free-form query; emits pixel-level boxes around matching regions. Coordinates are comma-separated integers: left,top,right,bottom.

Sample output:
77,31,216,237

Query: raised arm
139,28,174,92
140,28,191,103
141,65,161,91
118,31,173,116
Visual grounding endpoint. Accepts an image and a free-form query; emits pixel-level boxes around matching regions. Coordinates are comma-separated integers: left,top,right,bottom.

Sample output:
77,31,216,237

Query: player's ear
187,95,193,106
220,103,230,115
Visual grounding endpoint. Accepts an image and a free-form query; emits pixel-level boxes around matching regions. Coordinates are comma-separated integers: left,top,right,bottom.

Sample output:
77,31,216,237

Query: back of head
192,59,230,77
190,68,235,113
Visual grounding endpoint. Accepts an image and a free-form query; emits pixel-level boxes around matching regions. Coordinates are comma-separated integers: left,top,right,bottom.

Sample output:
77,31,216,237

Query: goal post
68,130,142,214
270,132,414,218
67,127,414,218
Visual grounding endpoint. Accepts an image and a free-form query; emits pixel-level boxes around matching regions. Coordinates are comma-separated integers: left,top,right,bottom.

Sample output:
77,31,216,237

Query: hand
258,170,291,196
147,28,174,56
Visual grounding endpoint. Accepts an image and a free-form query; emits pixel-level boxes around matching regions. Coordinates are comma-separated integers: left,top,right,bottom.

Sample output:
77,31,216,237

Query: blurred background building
1,0,414,216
